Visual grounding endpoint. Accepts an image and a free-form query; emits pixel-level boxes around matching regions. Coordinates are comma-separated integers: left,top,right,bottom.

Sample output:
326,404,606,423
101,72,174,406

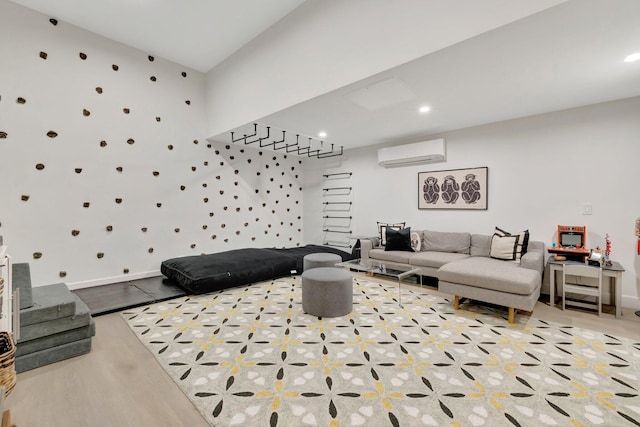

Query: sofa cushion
438,257,540,295
409,251,470,268
385,227,413,252
422,230,471,254
377,222,405,246
490,233,520,261
369,248,412,264
470,234,491,257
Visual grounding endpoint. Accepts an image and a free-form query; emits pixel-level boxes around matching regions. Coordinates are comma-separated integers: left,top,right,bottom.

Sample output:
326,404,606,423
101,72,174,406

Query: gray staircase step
19,294,90,343
15,337,92,373
16,318,95,357
20,282,76,327
12,262,33,309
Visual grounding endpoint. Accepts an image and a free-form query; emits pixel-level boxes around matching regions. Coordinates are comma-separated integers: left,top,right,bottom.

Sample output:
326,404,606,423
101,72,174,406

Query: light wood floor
6,274,640,426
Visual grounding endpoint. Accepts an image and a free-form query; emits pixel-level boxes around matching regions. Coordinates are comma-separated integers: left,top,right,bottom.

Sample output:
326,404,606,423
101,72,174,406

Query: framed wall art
418,166,488,210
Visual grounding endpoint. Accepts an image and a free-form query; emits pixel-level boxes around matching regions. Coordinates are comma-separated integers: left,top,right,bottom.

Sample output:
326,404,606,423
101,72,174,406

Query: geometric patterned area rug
121,276,640,427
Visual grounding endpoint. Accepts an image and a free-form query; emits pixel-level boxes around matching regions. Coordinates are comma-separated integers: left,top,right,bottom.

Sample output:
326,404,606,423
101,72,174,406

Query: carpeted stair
13,263,95,373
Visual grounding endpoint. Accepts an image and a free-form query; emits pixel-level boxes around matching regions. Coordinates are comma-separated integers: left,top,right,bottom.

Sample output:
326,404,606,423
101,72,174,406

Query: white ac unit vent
377,139,446,168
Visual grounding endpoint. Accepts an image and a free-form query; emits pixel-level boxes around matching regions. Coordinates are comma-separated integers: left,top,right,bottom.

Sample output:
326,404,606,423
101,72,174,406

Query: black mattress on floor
161,245,354,294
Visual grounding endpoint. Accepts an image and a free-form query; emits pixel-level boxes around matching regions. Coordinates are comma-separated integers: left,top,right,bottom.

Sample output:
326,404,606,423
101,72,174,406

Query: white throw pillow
494,227,529,261
410,231,422,252
490,234,520,261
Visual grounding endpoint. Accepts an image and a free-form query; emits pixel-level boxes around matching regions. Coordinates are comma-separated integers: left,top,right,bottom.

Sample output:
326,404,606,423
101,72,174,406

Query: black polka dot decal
4,14,304,282
33,252,42,259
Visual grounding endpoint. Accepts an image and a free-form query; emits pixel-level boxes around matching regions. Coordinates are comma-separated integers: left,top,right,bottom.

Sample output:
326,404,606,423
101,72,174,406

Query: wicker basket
0,332,16,396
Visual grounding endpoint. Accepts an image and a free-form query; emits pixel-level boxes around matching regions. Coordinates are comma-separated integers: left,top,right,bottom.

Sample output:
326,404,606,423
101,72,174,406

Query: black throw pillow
385,227,413,252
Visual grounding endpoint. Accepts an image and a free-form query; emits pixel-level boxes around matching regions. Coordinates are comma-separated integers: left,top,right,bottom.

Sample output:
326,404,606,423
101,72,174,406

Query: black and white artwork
418,167,488,210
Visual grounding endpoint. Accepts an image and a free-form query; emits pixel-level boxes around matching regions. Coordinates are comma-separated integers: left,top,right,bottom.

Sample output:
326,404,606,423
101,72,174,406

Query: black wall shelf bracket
323,172,352,178
323,187,352,191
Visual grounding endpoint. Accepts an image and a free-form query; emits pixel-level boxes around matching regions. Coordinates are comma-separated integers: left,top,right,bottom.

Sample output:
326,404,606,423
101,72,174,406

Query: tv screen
561,232,583,247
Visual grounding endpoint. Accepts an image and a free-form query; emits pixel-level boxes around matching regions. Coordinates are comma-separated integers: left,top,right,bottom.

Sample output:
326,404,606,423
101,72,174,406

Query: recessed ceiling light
318,131,327,138
419,106,431,113
624,52,640,63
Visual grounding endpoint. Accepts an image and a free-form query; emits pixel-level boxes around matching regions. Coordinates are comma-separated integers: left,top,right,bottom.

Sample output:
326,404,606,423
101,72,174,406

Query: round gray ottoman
303,252,342,271
302,267,353,317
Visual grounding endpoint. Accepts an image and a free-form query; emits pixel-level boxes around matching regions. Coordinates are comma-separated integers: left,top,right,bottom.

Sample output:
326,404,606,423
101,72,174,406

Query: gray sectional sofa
360,230,545,323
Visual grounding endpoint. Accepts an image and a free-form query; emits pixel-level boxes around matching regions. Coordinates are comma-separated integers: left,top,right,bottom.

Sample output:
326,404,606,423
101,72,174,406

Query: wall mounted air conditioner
377,138,446,168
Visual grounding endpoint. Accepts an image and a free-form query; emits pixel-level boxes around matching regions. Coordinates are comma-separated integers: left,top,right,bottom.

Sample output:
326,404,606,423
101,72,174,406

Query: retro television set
548,225,589,261
558,225,586,249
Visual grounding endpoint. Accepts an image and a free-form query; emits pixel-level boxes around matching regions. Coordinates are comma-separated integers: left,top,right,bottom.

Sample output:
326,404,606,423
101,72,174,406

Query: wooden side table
547,256,625,318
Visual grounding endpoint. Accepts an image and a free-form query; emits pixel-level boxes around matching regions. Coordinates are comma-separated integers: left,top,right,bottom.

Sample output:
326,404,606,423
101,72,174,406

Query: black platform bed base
161,244,355,295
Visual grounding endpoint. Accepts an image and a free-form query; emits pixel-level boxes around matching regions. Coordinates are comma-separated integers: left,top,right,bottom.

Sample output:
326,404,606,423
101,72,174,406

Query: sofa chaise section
359,230,544,323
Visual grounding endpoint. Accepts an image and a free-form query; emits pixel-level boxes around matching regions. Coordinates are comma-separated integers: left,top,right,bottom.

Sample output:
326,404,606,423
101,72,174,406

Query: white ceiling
8,0,305,72
8,0,640,151
255,0,640,149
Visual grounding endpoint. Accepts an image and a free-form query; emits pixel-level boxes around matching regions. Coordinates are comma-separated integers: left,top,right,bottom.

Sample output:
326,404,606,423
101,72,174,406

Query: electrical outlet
582,203,592,215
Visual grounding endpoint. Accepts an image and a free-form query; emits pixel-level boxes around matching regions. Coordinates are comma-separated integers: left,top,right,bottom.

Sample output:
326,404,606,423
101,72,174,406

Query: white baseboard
622,295,640,310
67,270,162,290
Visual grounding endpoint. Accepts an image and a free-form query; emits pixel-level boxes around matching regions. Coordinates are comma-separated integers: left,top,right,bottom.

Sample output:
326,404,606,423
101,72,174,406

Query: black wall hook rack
230,124,343,159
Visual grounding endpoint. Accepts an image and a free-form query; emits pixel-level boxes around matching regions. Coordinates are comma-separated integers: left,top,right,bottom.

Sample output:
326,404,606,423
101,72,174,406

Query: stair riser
17,319,95,357
15,338,92,373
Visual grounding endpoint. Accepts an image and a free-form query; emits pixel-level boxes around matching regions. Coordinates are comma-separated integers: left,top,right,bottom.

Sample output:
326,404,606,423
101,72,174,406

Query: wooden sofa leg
508,307,516,323
454,295,460,310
